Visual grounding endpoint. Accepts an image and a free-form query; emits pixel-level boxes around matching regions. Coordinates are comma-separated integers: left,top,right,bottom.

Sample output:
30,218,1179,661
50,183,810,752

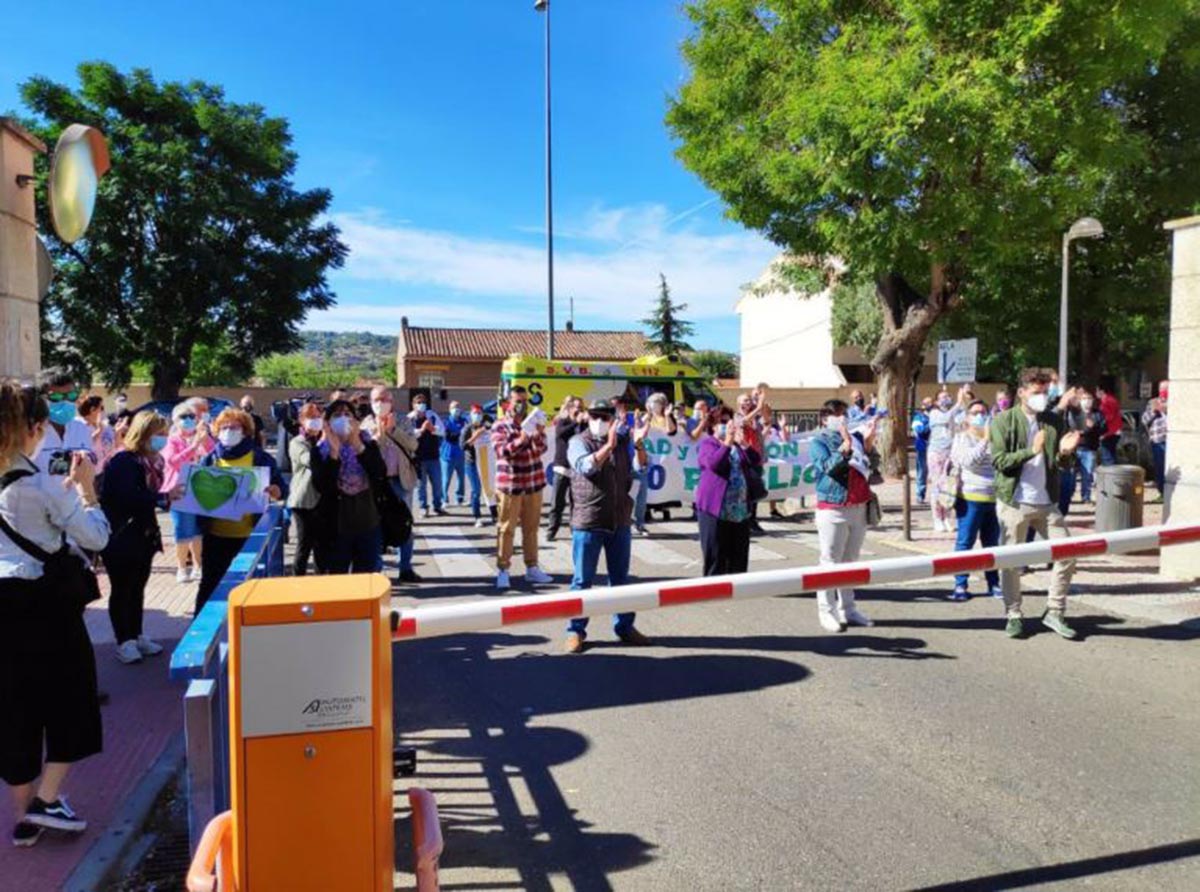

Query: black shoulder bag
0,469,102,613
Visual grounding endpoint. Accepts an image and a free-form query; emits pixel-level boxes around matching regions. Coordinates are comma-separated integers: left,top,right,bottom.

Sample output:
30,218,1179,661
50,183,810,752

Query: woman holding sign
694,405,762,576
194,410,285,612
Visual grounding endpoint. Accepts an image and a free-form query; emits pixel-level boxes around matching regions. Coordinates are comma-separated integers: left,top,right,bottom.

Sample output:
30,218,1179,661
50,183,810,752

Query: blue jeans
1152,441,1166,493
953,498,1000,590
632,466,648,530
417,458,443,510
465,462,482,518
441,453,466,504
915,448,928,502
1077,448,1097,501
388,479,415,573
1099,437,1119,466
567,526,634,637
1058,467,1076,516
325,525,383,574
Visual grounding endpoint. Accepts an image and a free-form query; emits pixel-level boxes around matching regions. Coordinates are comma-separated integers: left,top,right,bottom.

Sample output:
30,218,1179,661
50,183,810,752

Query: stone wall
0,120,46,379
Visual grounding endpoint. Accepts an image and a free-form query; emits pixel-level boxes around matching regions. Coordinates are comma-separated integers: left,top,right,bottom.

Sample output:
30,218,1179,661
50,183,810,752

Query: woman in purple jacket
694,405,763,576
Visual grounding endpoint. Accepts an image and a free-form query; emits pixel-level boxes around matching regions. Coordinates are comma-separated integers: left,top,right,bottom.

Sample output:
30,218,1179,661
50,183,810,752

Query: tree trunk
869,267,957,478
151,356,189,402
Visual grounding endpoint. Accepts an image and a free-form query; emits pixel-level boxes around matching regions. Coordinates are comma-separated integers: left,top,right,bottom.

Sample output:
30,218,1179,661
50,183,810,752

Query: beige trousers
996,501,1076,616
496,490,543,571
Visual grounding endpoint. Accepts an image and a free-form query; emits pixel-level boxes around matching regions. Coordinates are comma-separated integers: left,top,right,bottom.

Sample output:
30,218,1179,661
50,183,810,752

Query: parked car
130,396,234,420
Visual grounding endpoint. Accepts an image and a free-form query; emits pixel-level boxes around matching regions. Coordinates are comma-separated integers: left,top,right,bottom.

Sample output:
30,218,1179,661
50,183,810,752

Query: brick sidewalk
1,514,194,892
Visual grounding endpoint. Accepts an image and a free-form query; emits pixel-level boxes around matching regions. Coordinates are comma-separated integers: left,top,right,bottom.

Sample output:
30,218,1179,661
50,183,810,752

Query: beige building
0,118,48,379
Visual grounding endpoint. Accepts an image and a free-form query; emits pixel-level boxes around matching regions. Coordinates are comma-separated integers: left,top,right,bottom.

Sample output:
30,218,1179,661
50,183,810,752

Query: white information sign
938,338,978,384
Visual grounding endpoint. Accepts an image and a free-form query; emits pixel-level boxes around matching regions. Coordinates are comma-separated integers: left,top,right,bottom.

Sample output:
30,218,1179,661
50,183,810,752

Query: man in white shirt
33,370,95,475
990,368,1082,640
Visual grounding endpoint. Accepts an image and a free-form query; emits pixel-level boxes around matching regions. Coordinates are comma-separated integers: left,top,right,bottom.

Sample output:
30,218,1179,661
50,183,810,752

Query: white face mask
589,418,610,438
372,401,391,417
304,418,323,433
825,416,843,431
218,429,244,448
716,424,728,439
1025,393,1048,413
330,416,352,437
1080,399,1093,412
413,404,427,414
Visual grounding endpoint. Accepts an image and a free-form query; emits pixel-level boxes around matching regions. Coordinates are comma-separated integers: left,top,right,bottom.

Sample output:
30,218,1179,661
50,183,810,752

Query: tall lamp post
535,0,555,359
1059,216,1104,383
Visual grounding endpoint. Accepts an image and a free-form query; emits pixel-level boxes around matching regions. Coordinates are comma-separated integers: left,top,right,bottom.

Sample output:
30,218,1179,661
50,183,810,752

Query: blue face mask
180,417,197,432
470,412,483,424
970,414,988,429
330,416,352,437
150,434,169,452
449,407,460,418
48,401,77,426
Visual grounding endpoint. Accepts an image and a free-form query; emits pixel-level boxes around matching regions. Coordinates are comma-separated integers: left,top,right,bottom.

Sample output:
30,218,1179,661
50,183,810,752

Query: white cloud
325,203,780,325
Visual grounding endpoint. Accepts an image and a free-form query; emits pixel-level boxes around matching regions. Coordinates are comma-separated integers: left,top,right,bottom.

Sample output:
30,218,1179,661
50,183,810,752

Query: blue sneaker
949,586,971,602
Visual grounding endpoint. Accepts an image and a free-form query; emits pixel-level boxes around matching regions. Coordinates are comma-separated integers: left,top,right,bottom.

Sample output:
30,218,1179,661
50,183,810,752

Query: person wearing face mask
491,386,552,589
1073,388,1106,504
99,411,172,663
311,401,390,574
687,400,710,441
0,383,110,847
911,397,934,503
694,405,763,579
194,410,285,612
927,386,968,532
847,389,877,424
108,393,128,425
32,369,95,475
1056,386,1101,516
286,403,326,576
160,398,215,584
990,367,1081,639
561,399,652,654
1142,382,1168,497
992,389,1012,417
459,403,490,528
1096,376,1124,465
409,394,445,517
948,401,1002,601
76,396,116,474
809,400,877,632
441,400,468,509
362,387,421,582
239,395,267,449
546,396,583,541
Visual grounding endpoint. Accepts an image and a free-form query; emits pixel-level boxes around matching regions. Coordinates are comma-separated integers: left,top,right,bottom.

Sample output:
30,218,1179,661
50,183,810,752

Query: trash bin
1094,464,1145,532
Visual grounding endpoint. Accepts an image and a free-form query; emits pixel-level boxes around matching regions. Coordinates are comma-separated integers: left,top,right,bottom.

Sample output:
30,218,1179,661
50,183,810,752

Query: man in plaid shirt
491,386,553,589
1142,381,1168,495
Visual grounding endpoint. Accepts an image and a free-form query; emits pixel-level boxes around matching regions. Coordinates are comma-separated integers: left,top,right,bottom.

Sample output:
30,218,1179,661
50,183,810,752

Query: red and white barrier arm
390,523,1200,642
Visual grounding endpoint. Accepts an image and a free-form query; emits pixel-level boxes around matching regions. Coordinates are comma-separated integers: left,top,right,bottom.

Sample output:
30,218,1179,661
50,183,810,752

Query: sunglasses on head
46,389,80,403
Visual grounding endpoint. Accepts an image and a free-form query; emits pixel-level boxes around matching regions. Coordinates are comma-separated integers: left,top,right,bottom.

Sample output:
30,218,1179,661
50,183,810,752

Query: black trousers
108,546,155,644
697,510,751,576
547,472,572,533
292,508,319,576
196,534,247,613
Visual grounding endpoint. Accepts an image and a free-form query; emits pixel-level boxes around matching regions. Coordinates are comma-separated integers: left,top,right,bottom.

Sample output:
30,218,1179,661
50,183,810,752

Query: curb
63,732,185,892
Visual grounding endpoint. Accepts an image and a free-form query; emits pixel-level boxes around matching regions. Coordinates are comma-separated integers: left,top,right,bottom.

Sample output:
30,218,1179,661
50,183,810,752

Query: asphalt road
390,512,1200,891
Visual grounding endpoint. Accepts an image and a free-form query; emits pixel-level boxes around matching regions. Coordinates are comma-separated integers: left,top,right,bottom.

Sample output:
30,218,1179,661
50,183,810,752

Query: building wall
399,358,501,390
737,290,846,389
0,122,45,379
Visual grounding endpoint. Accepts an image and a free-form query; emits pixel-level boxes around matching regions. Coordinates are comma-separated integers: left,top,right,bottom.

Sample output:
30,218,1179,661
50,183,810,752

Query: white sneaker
842,607,874,628
496,570,510,590
175,568,190,583
473,518,484,528
525,566,553,584
932,520,944,533
187,566,199,583
115,640,143,664
136,636,164,656
818,610,846,633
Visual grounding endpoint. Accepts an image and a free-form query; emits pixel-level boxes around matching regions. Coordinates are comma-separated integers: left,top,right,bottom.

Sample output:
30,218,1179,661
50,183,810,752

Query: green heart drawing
191,469,240,511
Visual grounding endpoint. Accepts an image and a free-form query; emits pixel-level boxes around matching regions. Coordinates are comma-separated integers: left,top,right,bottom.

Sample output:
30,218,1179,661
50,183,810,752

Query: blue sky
2,1,779,352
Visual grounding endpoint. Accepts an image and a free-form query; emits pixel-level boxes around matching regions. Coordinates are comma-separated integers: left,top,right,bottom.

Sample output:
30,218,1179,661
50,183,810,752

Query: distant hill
298,331,397,369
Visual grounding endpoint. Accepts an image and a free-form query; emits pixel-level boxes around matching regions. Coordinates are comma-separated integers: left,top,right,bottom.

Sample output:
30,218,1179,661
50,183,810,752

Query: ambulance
498,353,718,414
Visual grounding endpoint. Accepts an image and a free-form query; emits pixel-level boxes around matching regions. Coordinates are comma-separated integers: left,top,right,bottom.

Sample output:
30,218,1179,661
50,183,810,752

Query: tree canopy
642,273,695,354
668,0,1200,471
21,62,348,399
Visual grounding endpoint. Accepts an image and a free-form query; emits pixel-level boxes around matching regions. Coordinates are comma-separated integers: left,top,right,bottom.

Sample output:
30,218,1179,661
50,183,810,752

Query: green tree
184,335,250,387
21,63,347,400
667,0,1200,473
687,349,739,381
642,273,695,354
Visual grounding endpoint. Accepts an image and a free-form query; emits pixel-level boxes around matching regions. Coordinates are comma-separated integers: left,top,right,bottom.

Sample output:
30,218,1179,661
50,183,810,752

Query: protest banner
175,464,270,520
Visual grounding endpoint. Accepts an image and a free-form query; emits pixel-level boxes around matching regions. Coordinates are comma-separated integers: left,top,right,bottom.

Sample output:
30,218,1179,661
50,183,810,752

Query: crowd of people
0,365,1169,846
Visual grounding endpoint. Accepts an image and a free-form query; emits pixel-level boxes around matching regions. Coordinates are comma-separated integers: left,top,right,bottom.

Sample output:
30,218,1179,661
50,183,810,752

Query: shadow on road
908,837,1200,891
392,632,810,890
652,633,954,660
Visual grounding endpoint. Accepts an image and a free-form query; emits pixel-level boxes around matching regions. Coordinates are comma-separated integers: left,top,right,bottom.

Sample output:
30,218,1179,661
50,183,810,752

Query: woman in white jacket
949,400,1003,601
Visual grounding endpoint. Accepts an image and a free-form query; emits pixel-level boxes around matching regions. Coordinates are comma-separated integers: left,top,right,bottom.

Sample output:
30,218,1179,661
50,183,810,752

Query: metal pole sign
937,338,978,384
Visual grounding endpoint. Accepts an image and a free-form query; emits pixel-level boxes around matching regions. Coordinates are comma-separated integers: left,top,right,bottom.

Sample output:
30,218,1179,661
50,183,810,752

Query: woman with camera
0,383,110,847
694,405,763,576
100,411,171,663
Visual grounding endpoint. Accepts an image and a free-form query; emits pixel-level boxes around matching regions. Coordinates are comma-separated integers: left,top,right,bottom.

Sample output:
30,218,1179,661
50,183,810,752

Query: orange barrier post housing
226,574,394,891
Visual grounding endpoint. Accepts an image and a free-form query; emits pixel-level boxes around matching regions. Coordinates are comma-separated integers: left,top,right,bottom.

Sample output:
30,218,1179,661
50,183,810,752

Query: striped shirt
490,420,548,494
1142,405,1167,445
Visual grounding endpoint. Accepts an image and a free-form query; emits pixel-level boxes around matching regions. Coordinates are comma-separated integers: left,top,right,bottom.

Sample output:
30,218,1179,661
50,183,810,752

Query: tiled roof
399,327,646,361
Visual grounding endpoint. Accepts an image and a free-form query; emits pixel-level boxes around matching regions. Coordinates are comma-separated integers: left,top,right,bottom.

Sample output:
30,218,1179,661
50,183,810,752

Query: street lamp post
1059,216,1104,383
535,0,555,360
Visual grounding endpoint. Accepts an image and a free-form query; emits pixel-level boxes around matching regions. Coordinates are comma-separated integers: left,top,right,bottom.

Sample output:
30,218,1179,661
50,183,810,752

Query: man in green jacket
990,367,1082,640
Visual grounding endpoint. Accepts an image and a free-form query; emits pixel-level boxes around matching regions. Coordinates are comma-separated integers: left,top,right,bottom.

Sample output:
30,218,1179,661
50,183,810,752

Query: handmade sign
176,464,269,520
477,430,820,506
